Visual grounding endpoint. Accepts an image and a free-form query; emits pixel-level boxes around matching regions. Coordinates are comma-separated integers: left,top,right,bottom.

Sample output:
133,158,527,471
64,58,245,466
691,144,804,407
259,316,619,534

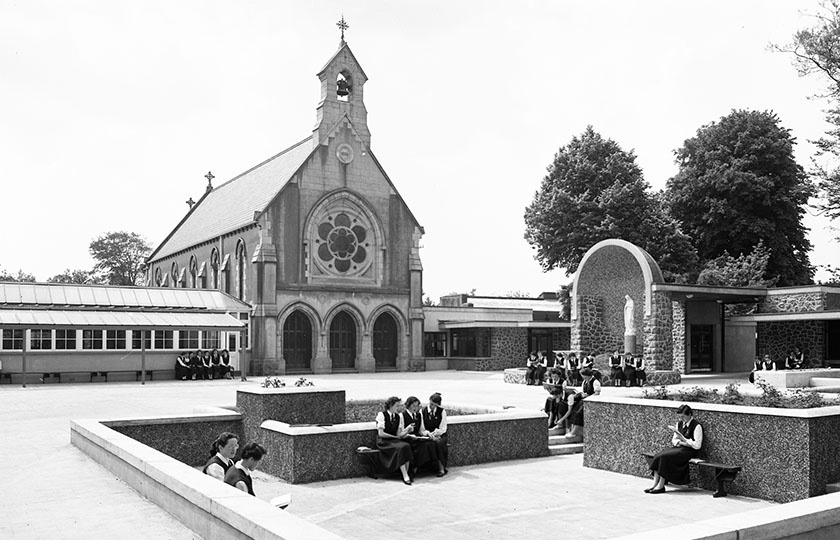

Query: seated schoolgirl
566,353,582,386
608,351,623,387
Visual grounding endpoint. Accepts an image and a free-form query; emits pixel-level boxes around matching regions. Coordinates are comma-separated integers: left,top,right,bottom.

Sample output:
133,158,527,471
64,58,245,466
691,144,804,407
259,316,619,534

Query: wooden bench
355,447,382,479
641,452,741,498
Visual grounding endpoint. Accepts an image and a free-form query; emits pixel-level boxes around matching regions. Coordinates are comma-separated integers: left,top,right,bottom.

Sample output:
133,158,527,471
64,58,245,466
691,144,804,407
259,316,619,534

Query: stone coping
102,410,242,427
613,491,840,540
261,404,542,436
755,368,840,389
71,416,342,540
587,394,840,419
236,385,342,396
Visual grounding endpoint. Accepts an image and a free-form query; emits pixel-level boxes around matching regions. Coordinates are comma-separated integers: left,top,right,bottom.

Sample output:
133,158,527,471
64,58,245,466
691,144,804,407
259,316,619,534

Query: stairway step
826,482,840,494
549,443,583,456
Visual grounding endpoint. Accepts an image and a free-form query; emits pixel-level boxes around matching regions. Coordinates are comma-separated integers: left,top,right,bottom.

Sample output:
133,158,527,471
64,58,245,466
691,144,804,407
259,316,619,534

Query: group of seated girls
606,350,647,387
749,345,818,382
202,432,267,497
374,392,449,485
543,367,601,442
175,349,233,380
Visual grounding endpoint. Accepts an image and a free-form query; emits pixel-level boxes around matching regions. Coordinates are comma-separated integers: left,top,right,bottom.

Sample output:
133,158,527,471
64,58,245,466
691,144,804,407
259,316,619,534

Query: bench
355,447,384,479
641,452,741,498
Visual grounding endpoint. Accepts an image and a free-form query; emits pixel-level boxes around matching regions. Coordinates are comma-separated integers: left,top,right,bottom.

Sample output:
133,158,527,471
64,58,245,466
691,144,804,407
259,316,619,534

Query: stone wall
757,320,825,365
574,295,622,355
490,327,528,370
644,291,673,370
552,327,571,350
672,300,686,373
759,293,825,313
584,396,840,502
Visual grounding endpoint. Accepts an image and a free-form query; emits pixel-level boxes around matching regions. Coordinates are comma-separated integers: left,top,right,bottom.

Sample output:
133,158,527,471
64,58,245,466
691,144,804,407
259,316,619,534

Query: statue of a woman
623,295,635,336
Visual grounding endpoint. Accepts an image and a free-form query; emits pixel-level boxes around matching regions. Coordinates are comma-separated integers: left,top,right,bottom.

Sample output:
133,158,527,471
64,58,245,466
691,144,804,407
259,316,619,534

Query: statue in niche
623,295,636,336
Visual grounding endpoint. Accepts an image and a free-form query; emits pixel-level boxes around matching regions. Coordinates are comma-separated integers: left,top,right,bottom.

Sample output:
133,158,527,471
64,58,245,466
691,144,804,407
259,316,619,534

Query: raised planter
756,368,840,389
583,395,840,502
258,404,548,483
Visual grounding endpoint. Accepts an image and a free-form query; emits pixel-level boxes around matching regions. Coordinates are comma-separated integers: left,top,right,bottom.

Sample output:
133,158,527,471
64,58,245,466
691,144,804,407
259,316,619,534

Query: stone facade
671,300,686,373
757,320,825,365
759,293,825,313
644,291,673,370
146,42,425,376
573,295,622,355
490,327,528,370
551,327,571,350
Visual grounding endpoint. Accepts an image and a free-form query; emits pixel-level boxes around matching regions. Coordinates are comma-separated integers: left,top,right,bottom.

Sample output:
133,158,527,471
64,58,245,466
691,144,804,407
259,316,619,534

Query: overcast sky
1,1,837,299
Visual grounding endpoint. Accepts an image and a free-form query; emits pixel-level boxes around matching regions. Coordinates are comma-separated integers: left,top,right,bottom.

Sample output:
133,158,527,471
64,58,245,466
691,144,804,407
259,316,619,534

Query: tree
524,126,697,279
47,269,104,284
696,241,778,288
666,110,813,286
0,267,36,282
89,231,152,286
774,1,840,224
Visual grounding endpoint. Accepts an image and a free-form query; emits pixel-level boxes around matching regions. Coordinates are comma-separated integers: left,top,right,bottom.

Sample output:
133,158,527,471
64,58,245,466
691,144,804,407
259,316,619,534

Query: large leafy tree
774,1,840,224
697,241,778,288
89,231,152,286
524,126,697,279
47,269,104,285
666,110,813,286
0,267,36,282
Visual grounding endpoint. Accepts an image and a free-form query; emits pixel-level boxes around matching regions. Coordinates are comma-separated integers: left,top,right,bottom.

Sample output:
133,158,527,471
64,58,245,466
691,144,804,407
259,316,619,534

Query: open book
271,493,291,510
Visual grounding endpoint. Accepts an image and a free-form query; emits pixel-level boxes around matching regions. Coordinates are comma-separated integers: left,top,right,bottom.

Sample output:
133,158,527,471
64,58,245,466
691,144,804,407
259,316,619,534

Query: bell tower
313,17,371,148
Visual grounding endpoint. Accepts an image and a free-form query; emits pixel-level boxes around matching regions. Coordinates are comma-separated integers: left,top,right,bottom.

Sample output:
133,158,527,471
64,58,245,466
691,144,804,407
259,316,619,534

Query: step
811,377,840,387
549,443,583,456
826,482,840,494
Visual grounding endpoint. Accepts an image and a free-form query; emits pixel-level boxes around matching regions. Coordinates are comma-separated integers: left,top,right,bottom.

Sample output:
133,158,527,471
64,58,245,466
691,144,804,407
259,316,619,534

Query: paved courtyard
0,371,772,539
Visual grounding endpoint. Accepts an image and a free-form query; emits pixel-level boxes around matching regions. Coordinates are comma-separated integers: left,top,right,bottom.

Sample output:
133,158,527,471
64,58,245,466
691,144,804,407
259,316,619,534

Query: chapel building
145,37,425,376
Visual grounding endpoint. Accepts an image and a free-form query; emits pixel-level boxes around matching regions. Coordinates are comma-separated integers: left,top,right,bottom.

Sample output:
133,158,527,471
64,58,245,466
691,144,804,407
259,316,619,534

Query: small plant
294,377,314,387
642,386,669,400
754,379,784,408
261,377,286,388
720,383,743,405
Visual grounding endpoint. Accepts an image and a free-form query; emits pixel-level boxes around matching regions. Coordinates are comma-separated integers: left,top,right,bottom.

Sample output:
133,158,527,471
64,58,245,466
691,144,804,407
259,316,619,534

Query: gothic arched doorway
373,312,398,370
330,311,356,370
283,311,312,372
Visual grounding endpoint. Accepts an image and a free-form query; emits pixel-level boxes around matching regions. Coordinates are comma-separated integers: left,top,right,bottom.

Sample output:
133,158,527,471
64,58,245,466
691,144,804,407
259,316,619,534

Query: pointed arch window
154,267,163,287
170,262,179,288
236,240,247,301
210,249,219,290
189,256,198,288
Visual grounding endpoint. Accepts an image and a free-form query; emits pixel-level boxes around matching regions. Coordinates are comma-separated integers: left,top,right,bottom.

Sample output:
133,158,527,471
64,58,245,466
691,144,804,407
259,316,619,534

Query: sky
1,1,838,300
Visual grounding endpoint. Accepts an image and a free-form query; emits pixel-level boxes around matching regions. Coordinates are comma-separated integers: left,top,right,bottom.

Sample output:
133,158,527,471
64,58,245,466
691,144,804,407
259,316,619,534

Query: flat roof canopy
0,310,245,331
651,283,768,303
731,311,840,323
439,320,572,329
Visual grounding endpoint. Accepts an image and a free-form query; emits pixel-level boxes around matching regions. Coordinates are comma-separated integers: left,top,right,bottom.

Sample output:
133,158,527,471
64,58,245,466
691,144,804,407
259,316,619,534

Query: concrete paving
0,371,773,539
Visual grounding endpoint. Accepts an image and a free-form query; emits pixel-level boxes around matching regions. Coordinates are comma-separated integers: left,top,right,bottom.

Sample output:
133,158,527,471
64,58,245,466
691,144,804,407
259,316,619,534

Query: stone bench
642,452,741,497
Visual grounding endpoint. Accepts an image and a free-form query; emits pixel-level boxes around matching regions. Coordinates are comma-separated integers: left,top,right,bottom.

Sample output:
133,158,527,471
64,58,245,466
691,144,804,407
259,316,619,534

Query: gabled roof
317,41,368,82
149,137,314,261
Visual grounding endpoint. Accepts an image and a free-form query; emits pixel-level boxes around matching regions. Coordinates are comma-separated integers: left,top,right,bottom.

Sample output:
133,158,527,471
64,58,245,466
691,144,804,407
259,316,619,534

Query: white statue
623,295,635,336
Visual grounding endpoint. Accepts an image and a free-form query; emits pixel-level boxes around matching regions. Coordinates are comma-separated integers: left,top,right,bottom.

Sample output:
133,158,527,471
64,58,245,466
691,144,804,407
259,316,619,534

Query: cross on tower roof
336,16,349,44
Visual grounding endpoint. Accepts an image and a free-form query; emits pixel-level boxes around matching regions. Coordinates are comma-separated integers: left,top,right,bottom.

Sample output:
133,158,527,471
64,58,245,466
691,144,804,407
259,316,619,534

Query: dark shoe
648,488,665,494
403,478,412,486
643,488,654,493
436,470,445,477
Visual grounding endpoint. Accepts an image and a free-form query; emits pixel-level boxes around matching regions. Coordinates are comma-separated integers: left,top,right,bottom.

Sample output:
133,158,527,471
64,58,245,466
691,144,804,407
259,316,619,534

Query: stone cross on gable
205,171,214,193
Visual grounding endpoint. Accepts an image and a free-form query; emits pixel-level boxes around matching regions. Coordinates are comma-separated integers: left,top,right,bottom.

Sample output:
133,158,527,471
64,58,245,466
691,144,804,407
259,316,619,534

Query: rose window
316,213,368,273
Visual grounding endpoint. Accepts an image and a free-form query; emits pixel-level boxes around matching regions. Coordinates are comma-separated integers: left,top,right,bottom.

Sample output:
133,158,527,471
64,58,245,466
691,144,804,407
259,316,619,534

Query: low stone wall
503,367,680,386
755,369,840,389
615,491,840,540
583,396,840,503
343,399,485,423
258,405,548,484
109,413,243,467
237,386,346,445
71,415,341,540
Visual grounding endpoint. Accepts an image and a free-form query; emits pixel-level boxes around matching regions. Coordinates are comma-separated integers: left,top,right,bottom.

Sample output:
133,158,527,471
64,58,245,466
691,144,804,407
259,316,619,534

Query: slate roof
149,137,314,261
465,296,564,312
